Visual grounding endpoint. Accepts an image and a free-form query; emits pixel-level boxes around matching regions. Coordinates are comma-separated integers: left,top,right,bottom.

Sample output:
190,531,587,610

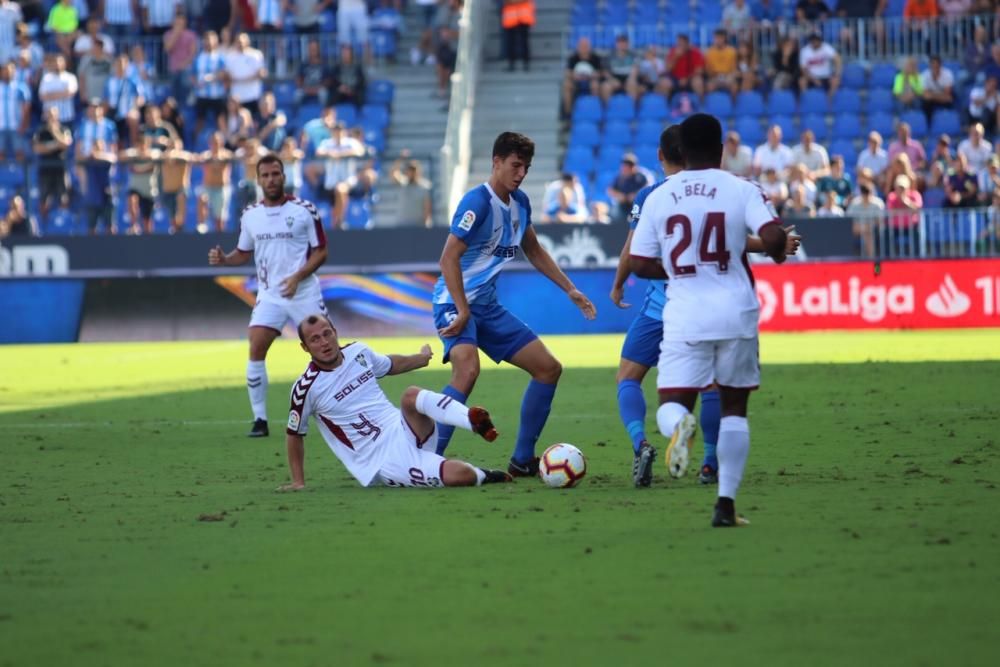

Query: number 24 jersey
630,168,780,341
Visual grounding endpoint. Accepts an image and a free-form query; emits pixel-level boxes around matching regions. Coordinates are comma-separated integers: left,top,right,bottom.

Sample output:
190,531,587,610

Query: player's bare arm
279,432,307,491
758,223,789,263
386,345,434,375
629,254,668,280
437,234,472,337
279,244,328,298
610,229,634,309
521,227,597,320
208,245,252,266
746,225,800,256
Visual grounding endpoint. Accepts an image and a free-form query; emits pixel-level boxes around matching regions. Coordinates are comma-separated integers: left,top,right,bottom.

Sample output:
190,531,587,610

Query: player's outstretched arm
628,255,668,280
279,245,328,298
746,225,800,256
386,344,434,375
610,230,634,309
208,245,252,266
279,433,307,491
758,223,789,264
437,234,473,337
521,227,597,320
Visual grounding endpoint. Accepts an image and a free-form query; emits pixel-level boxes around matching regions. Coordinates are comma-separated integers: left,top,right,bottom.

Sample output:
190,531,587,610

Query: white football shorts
370,416,447,488
656,337,760,391
248,289,328,332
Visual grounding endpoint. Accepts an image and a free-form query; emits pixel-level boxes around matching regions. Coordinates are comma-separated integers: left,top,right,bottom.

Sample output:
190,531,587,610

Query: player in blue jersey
433,132,597,476
612,125,800,487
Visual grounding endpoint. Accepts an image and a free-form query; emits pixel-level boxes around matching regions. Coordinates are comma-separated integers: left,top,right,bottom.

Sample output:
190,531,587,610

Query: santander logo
925,274,971,318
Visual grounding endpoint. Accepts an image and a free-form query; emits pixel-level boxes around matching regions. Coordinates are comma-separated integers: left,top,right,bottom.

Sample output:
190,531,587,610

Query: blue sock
699,389,720,469
617,379,647,455
513,379,557,463
434,385,467,455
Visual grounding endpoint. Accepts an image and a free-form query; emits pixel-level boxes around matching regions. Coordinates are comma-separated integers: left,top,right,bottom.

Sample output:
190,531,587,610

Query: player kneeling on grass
279,314,513,490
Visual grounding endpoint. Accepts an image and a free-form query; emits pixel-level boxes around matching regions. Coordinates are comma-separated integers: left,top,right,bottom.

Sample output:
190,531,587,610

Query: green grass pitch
1,331,999,666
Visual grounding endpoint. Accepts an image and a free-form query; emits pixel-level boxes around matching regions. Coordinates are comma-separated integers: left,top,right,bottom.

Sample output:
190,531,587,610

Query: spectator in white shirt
338,0,369,47
316,122,366,228
721,130,753,177
788,162,818,204
0,0,22,65
958,122,994,174
798,32,840,94
856,131,889,182
101,0,137,39
225,32,266,120
760,167,789,210
752,124,794,179
722,0,752,36
968,75,1000,137
920,55,954,122
73,16,114,58
39,54,79,124
791,129,830,180
817,191,845,217
541,173,588,223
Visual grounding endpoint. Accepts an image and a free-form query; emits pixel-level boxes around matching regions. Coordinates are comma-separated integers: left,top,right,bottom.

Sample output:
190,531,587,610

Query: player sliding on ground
280,314,513,490
208,154,328,438
613,125,800,488
433,132,597,477
630,114,788,526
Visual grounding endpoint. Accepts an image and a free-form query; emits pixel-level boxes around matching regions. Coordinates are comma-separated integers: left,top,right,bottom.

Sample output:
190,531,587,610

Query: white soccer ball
539,443,587,488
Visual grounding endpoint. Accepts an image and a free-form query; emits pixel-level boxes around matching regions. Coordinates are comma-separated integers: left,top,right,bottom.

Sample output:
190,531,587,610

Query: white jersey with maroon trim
631,168,780,341
286,342,400,486
237,196,327,304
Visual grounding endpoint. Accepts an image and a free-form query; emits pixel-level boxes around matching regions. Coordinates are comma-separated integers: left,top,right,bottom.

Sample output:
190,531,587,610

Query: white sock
247,360,268,421
717,416,750,500
473,467,486,486
656,402,690,439
416,389,472,431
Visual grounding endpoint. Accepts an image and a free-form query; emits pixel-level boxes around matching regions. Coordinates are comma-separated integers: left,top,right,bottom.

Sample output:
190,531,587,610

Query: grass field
1,332,999,666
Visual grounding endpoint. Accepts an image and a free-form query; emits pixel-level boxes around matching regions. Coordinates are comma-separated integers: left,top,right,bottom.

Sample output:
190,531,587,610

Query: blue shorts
620,313,663,369
433,302,538,364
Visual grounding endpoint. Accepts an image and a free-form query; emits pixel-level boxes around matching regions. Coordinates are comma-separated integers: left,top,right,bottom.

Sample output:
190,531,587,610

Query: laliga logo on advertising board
755,277,915,323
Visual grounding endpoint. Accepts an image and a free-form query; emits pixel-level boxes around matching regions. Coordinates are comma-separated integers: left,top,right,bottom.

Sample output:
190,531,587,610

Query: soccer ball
539,443,587,488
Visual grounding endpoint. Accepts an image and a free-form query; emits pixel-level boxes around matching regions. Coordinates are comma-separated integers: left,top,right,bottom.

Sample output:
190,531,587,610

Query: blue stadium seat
870,63,897,89
868,112,896,138
830,114,857,140
371,31,397,59
569,121,601,148
572,95,603,123
363,127,386,153
867,89,895,114
734,91,765,116
635,120,663,145
635,146,660,172
597,144,627,173
314,201,332,227
637,93,668,121
273,81,297,109
152,205,172,234
296,102,323,127
799,89,829,115
734,117,764,146
923,187,946,209
344,199,372,230
900,110,928,138
318,10,336,32
772,115,798,142
605,94,635,122
766,90,797,116
335,104,358,127
603,121,632,146
929,109,962,137
841,62,867,89
45,208,75,235
831,90,861,114
366,80,395,106
563,147,596,176
800,113,827,137
0,164,24,187
360,104,389,129
703,92,734,118
828,139,857,166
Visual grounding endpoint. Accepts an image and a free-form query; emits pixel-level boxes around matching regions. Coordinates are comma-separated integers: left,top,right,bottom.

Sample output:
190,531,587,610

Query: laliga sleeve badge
458,210,476,231
287,410,300,431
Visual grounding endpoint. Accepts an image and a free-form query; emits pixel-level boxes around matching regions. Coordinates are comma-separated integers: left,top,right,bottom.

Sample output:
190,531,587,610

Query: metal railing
787,207,1000,260
564,13,995,66
440,0,488,219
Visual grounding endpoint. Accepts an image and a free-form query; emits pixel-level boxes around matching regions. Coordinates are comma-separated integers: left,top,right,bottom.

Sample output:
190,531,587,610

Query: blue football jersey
627,178,669,321
432,183,532,306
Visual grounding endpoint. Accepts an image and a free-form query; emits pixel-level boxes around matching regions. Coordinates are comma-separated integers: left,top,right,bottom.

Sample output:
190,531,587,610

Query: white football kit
286,343,448,488
630,168,780,390
237,196,328,331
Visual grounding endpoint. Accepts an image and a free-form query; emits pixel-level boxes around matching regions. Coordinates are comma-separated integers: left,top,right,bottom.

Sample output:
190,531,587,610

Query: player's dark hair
680,113,724,169
297,314,335,343
660,124,683,167
256,152,284,176
492,132,535,163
